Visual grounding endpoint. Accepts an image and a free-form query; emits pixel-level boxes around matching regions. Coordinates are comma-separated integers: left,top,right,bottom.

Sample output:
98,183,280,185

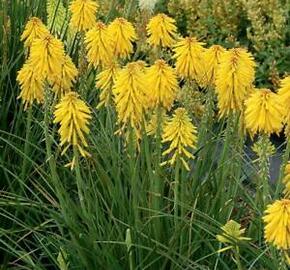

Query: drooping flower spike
278,76,290,136
146,59,178,110
263,199,290,250
147,13,177,48
244,89,285,136
172,37,205,83
85,21,114,68
96,61,120,109
108,18,137,58
69,0,98,32
202,45,226,87
113,61,147,135
29,33,66,80
215,48,256,117
54,91,92,159
21,17,50,48
17,62,45,110
161,108,197,171
49,55,78,97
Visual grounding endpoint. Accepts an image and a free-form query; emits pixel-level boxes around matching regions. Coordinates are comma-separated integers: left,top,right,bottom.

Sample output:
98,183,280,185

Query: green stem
259,134,271,209
44,88,59,185
174,158,181,227
73,147,87,214
234,246,243,270
21,107,32,182
275,138,290,198
128,125,138,224
151,107,163,238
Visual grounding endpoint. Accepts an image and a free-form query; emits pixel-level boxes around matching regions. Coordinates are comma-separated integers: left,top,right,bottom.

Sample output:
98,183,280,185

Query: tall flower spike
29,34,65,79
108,18,137,58
172,37,205,83
146,59,178,110
21,17,49,48
244,89,285,136
85,22,113,68
263,199,290,250
278,76,290,136
113,61,147,134
147,13,177,48
96,61,120,109
162,108,197,170
54,92,92,158
69,0,98,32
17,62,45,109
215,48,256,117
283,162,290,198
203,45,226,87
49,55,78,97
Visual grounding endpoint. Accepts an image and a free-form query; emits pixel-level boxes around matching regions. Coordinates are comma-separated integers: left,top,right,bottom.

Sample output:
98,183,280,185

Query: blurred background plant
168,0,290,87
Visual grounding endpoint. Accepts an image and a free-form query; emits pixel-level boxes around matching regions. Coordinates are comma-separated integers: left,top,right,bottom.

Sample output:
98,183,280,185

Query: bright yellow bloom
29,34,65,79
96,61,120,108
278,76,290,136
263,199,290,250
244,89,285,135
17,62,44,109
278,76,290,104
162,108,197,170
146,59,178,110
215,48,256,117
147,13,177,48
85,22,113,68
54,92,92,158
283,163,290,198
203,45,226,87
113,62,147,133
108,18,137,58
21,17,49,48
172,37,205,82
217,220,251,245
69,0,98,32
49,55,78,97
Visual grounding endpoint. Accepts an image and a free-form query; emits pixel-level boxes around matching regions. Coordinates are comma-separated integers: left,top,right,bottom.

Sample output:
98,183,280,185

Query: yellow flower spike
85,22,114,68
161,108,197,170
17,62,45,110
202,45,226,87
278,76,290,104
146,59,178,110
146,13,177,48
108,18,137,58
96,61,120,109
29,33,66,80
278,76,290,136
283,163,290,198
263,199,290,250
53,92,92,158
217,220,251,246
49,55,79,97
215,48,256,117
113,61,147,135
244,89,285,136
21,17,50,48
172,37,205,83
69,0,98,32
